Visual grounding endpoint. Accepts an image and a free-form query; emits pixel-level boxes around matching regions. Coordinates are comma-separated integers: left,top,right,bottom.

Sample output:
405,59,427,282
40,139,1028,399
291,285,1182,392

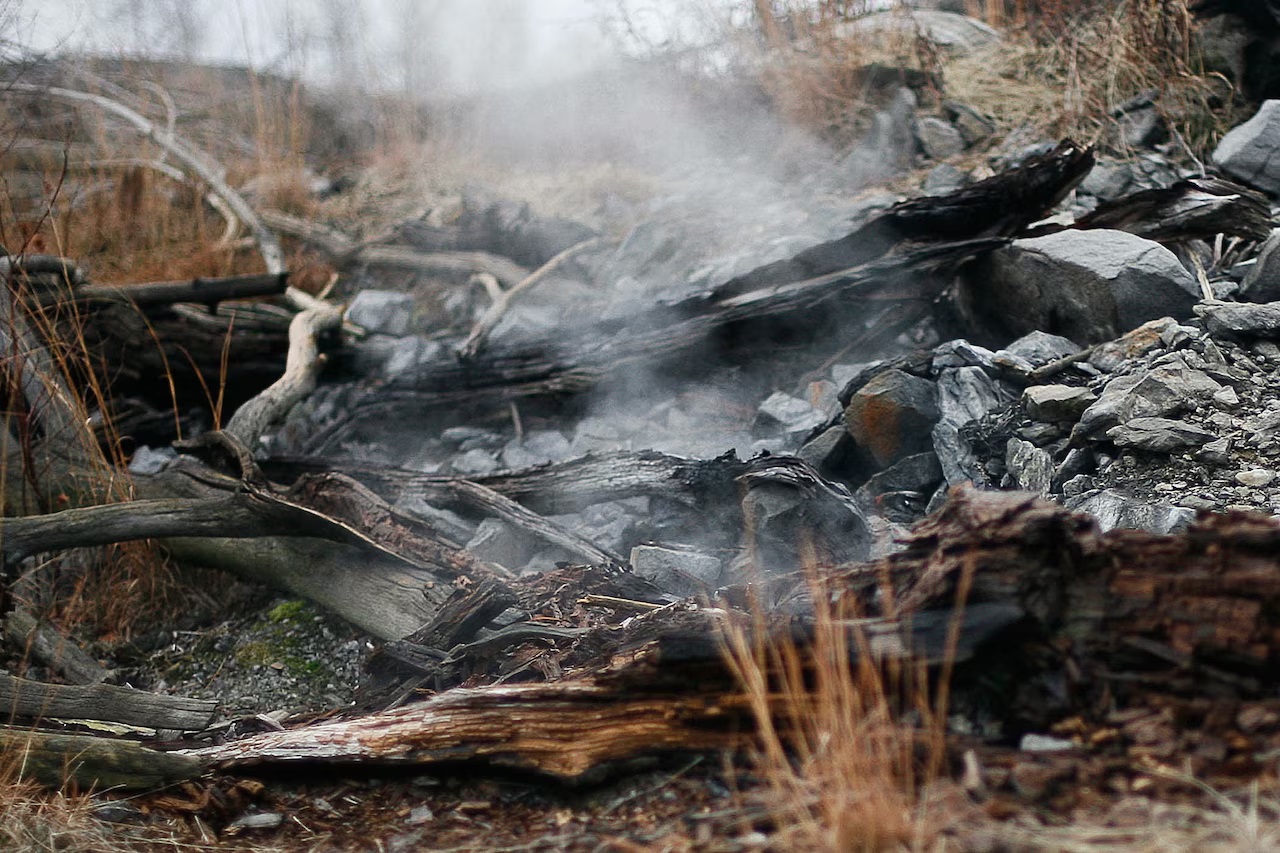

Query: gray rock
1052,447,1094,491
932,339,998,371
933,366,1014,486
916,116,965,160
1213,100,1280,196
1196,436,1233,465
1117,105,1164,149
839,11,1001,55
1106,417,1217,452
128,445,176,474
1195,300,1280,337
383,336,444,380
346,290,415,336
1079,159,1132,199
1023,385,1098,422
1006,438,1053,495
629,545,722,597
844,368,940,468
1065,489,1196,533
466,518,538,569
1075,353,1223,437
1241,229,1280,303
501,430,572,469
998,331,1082,367
923,163,968,195
227,812,285,832
758,390,827,436
394,495,475,543
971,230,1200,344
452,448,501,475
798,424,849,471
1235,468,1276,487
855,451,943,519
944,100,995,146
832,360,883,391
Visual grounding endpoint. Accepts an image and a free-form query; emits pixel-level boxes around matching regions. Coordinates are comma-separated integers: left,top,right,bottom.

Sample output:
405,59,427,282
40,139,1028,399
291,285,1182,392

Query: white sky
8,1,741,94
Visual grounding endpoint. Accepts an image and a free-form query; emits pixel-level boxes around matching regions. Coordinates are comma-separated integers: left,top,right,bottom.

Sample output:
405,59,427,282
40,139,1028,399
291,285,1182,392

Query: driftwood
65,271,289,307
0,671,216,731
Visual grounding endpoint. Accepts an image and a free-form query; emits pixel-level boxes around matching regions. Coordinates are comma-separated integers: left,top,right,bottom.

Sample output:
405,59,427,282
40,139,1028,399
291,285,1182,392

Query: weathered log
0,727,202,790
0,671,216,731
4,610,112,686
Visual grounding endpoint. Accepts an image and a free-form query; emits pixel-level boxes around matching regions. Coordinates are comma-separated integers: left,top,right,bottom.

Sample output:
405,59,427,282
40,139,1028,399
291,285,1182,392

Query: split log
192,683,741,780
712,139,1095,299
0,728,201,790
0,671,216,731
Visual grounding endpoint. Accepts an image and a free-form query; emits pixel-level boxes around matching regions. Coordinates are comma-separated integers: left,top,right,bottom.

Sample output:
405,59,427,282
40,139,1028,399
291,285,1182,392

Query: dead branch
6,83,287,278
457,236,604,360
259,208,531,287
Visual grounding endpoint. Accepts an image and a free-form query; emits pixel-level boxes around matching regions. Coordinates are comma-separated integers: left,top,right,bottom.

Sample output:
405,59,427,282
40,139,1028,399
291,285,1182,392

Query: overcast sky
8,0,740,94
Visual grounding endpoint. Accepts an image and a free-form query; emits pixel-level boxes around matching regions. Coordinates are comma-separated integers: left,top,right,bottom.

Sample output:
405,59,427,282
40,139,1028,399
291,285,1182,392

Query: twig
457,237,603,360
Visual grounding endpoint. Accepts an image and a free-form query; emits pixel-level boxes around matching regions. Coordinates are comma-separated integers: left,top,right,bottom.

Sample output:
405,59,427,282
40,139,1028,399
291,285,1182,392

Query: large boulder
1213,100,1280,196
964,229,1200,344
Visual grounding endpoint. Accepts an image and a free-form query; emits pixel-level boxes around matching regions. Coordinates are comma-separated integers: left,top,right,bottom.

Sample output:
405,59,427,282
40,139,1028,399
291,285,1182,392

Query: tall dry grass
750,0,1241,158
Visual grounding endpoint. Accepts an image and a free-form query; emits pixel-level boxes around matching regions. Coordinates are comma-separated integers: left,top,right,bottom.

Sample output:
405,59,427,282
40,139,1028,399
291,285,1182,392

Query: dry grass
719,557,961,851
750,0,1241,159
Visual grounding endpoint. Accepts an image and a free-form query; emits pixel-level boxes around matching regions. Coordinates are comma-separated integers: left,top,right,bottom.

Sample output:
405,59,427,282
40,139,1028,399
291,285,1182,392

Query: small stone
916,116,965,160
1019,734,1076,753
1023,384,1098,422
1235,468,1275,487
1212,386,1241,408
226,812,285,832
630,545,722,596
407,805,435,825
346,290,416,336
